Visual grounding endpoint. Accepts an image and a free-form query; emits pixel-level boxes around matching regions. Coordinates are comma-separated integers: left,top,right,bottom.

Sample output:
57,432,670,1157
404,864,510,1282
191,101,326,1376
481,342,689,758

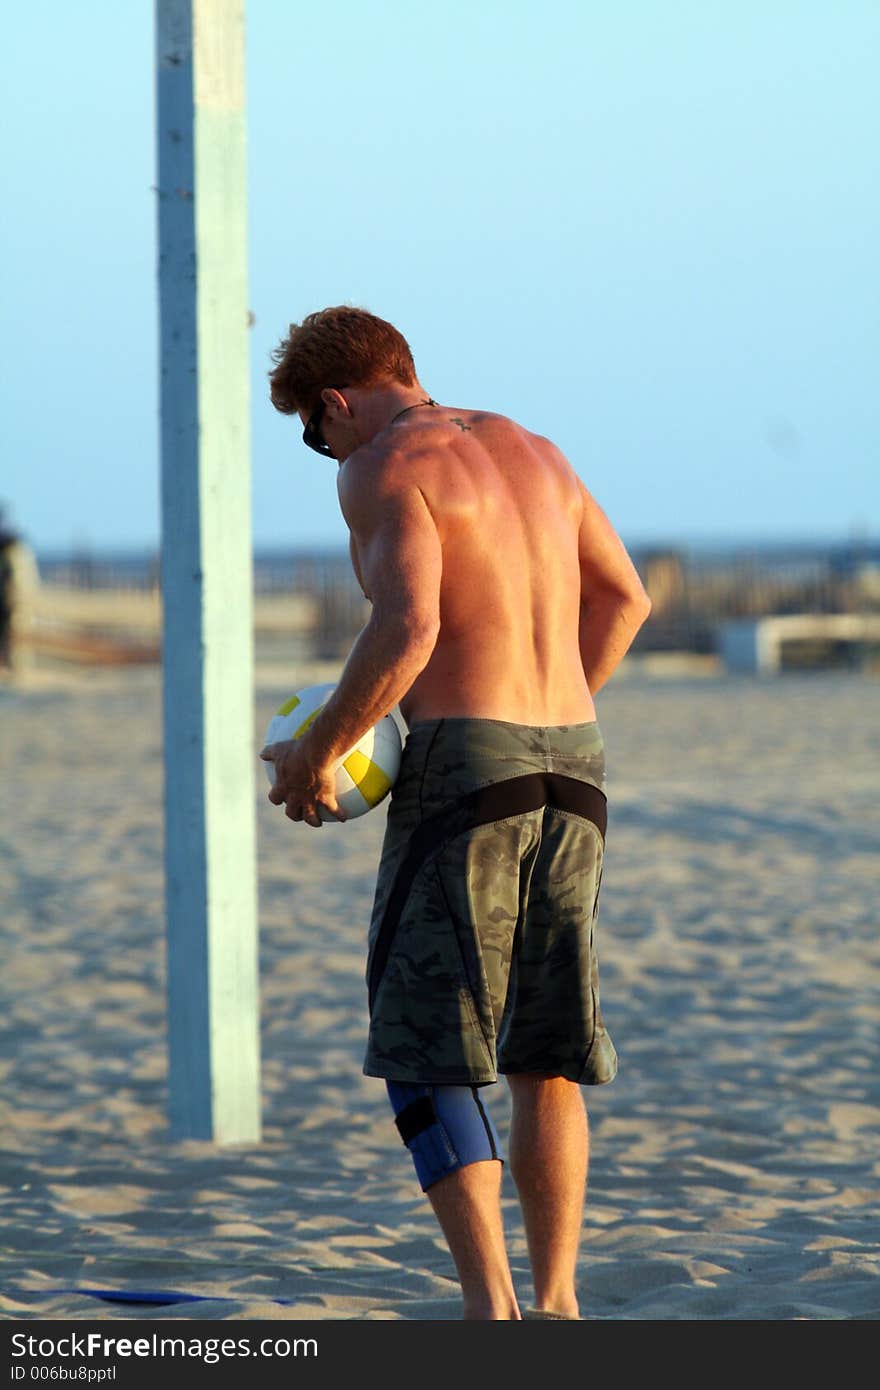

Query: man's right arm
576,478,652,695
300,446,442,771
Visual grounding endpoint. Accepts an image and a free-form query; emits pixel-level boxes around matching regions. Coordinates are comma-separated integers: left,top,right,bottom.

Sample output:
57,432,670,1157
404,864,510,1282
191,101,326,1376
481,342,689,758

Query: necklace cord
389,398,438,427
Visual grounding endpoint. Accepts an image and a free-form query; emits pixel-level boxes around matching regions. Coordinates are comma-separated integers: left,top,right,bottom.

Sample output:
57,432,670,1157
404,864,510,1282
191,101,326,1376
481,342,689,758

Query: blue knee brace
386,1081,503,1192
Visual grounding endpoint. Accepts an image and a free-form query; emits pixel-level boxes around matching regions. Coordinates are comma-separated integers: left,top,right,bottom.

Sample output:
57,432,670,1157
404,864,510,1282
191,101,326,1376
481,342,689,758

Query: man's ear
321,386,351,416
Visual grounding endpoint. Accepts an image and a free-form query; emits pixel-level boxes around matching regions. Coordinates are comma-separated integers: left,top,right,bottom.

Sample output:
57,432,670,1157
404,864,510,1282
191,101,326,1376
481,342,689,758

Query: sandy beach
1,656,878,1321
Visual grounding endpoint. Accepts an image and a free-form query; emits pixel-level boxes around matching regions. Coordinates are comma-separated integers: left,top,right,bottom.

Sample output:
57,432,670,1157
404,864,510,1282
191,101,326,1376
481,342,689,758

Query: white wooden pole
156,0,260,1143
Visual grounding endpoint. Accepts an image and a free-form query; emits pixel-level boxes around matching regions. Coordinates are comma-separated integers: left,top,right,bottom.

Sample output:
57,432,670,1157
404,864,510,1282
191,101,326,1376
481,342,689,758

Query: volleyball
262,682,403,821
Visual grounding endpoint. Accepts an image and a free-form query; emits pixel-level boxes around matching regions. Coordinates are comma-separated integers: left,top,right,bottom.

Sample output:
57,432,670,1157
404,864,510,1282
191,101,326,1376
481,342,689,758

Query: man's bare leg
425,1159,522,1319
506,1073,588,1318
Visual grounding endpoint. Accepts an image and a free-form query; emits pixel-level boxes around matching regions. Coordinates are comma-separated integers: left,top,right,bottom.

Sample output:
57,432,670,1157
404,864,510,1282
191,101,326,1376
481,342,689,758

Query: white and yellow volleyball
262,682,402,822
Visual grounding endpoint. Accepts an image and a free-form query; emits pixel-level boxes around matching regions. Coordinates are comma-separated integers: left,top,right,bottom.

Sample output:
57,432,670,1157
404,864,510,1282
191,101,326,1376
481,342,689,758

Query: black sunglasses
303,389,345,456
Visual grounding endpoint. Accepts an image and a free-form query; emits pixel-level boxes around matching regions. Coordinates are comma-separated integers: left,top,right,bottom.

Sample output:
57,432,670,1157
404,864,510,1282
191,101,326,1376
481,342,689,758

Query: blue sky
2,1,878,555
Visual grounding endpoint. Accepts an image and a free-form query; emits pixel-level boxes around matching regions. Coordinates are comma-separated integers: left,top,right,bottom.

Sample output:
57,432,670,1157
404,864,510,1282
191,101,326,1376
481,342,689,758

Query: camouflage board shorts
363,717,618,1087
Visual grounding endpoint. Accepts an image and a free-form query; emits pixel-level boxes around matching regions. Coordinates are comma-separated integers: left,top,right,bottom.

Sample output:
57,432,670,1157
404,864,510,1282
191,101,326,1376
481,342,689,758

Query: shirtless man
261,306,651,1320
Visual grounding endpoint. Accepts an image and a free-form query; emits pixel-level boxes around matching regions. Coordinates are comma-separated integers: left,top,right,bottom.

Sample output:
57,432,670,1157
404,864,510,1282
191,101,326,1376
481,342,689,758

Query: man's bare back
337,402,648,733
341,407,595,727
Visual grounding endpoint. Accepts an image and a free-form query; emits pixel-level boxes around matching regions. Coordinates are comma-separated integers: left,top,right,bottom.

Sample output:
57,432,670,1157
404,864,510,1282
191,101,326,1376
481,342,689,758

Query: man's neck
354,383,436,446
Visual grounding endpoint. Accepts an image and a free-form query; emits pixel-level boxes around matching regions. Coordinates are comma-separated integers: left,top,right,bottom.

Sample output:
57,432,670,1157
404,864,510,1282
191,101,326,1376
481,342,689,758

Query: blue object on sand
58,1288,211,1306
40,1287,298,1307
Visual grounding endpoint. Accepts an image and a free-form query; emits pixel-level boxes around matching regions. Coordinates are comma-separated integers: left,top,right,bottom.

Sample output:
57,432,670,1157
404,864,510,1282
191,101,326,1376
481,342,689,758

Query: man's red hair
269,306,417,415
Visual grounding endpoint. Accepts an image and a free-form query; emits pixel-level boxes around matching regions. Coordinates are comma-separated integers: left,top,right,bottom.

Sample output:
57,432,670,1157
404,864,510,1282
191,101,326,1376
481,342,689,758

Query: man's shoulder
338,407,561,508
337,436,422,498
336,438,435,534
444,407,562,456
338,424,445,497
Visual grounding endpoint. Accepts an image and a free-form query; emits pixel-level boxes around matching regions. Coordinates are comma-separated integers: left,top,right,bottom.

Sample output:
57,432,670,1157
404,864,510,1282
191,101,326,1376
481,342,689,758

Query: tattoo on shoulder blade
450,417,472,432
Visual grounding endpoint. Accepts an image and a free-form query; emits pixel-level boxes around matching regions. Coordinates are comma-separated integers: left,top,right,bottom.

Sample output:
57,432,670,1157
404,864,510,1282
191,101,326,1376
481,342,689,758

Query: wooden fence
28,544,880,667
